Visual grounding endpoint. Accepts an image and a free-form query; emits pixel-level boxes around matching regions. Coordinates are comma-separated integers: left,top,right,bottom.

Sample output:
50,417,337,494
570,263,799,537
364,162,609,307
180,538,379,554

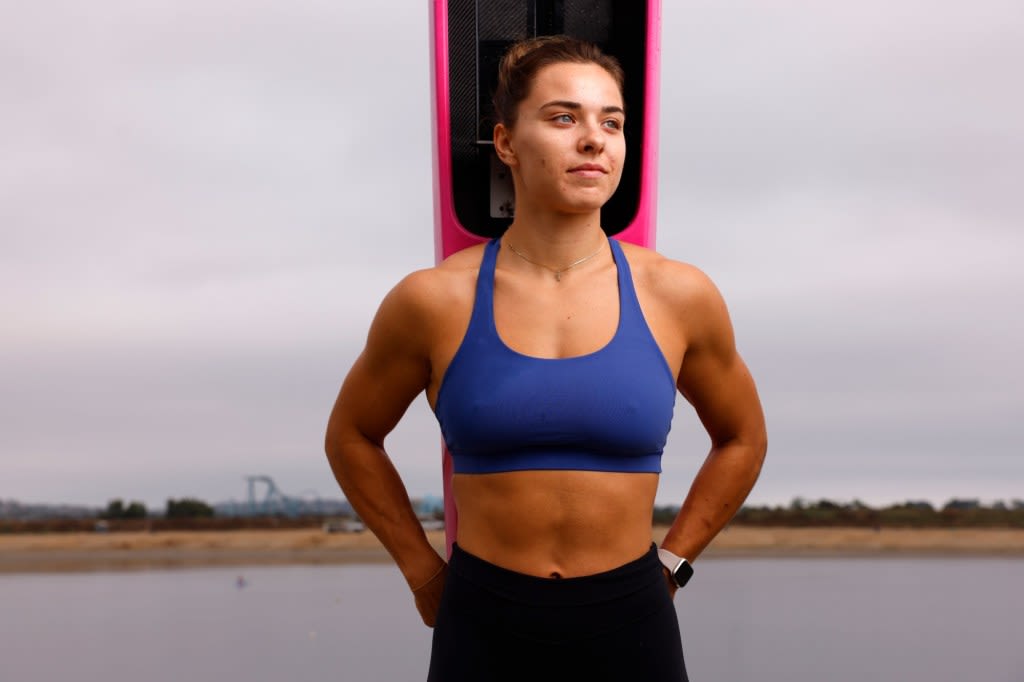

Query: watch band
657,547,694,588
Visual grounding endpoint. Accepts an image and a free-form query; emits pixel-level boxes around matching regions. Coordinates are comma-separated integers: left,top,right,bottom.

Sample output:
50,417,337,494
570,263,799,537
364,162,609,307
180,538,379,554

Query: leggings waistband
448,542,664,607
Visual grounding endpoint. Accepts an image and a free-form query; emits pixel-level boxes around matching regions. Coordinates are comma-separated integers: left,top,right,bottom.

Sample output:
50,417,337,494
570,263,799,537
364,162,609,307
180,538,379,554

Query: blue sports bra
434,238,677,474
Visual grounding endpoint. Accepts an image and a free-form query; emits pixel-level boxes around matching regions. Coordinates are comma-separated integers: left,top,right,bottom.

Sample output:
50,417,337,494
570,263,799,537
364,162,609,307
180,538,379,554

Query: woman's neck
502,205,606,267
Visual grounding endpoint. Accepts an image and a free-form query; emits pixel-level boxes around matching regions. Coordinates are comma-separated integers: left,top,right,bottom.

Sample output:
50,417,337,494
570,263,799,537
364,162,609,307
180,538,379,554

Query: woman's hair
492,35,625,128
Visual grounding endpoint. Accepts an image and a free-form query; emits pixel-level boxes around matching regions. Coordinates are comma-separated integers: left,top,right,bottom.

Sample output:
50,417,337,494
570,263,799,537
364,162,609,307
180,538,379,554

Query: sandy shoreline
1,526,1022,573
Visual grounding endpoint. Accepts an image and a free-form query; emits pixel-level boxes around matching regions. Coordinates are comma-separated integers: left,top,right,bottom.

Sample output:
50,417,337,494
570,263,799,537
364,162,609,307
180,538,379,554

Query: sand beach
2,525,1023,573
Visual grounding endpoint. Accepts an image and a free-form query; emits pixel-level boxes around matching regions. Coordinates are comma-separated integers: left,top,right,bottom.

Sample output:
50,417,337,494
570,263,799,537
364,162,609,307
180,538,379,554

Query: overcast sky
2,0,1022,510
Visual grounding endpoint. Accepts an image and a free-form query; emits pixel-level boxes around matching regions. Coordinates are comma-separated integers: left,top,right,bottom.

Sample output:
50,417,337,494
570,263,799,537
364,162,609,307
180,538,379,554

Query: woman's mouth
569,164,607,178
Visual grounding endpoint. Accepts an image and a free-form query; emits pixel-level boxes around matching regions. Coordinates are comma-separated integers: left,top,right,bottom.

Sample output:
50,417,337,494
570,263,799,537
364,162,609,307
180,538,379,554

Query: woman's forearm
661,437,766,562
325,436,445,587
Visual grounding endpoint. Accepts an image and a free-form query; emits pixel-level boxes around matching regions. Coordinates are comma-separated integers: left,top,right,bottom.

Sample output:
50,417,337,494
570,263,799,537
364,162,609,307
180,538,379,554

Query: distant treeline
5,496,1024,533
0,497,220,532
655,498,1024,528
99,497,214,520
0,515,331,534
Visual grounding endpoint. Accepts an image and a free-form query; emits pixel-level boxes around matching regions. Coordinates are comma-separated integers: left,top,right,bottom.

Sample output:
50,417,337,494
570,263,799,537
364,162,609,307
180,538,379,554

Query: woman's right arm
324,272,448,625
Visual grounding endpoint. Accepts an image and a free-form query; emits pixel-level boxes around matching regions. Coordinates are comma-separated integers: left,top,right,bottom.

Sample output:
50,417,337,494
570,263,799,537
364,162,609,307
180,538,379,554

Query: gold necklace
504,239,605,282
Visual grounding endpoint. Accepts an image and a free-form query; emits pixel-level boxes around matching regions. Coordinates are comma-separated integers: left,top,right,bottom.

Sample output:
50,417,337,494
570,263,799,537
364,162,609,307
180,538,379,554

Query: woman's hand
411,562,449,627
662,566,678,601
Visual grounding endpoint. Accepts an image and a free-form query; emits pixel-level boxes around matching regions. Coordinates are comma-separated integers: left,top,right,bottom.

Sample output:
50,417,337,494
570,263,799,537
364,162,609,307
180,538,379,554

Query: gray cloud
2,0,1021,509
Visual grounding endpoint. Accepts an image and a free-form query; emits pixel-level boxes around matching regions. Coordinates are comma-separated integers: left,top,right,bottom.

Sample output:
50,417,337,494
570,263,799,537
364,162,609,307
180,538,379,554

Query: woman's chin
554,193,615,216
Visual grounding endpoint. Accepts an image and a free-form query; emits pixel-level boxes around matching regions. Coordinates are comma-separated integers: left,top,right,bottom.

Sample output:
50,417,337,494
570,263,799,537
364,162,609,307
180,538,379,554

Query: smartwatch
657,547,694,588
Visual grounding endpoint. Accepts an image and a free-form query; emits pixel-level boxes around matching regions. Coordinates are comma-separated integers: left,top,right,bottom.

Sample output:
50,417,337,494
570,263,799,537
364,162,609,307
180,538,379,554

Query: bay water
1,558,1021,681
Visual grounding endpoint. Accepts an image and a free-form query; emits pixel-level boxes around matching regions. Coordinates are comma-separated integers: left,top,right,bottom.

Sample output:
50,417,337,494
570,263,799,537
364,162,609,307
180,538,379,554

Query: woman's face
496,61,626,217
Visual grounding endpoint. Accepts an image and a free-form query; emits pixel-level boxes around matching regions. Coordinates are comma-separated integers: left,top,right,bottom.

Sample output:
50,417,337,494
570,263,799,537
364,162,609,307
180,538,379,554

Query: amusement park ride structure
239,476,440,522
244,475,321,517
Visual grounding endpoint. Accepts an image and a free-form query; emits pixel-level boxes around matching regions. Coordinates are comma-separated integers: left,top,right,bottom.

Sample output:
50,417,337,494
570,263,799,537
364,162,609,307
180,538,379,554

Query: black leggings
427,543,688,681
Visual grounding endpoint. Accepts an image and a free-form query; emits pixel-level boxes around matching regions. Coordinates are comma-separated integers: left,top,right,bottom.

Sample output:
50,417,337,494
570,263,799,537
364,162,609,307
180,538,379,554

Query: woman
325,36,766,681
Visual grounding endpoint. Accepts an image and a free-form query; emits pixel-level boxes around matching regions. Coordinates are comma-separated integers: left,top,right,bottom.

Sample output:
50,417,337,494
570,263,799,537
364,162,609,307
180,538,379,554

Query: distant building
322,518,366,533
414,494,445,519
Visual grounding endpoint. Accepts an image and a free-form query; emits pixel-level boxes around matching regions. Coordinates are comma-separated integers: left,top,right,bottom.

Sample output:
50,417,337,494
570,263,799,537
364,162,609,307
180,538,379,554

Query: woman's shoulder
382,242,488,321
617,241,734,351
616,240,721,305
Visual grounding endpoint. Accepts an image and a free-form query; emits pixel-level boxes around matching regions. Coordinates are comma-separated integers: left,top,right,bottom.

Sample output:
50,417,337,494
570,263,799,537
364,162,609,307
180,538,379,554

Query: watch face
673,561,694,588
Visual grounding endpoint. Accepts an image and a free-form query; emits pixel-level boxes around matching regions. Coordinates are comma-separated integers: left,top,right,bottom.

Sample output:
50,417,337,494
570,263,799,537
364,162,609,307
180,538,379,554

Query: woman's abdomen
451,470,658,578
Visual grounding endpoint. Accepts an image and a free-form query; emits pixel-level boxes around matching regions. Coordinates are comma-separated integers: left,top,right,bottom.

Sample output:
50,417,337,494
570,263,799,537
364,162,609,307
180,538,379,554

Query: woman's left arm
660,265,768,569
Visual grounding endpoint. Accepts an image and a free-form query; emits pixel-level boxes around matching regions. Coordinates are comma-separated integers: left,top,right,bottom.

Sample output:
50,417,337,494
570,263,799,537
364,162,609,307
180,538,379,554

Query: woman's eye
555,114,574,123
604,119,623,130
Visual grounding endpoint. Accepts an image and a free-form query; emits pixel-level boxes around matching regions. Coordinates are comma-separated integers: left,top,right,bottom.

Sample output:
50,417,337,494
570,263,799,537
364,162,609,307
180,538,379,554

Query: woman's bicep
679,349,764,448
675,282,765,449
326,285,433,450
331,348,428,446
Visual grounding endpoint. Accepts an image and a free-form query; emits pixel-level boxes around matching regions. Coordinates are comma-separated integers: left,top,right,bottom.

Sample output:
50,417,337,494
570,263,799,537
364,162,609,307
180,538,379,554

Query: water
680,558,1023,681
1,558,1021,682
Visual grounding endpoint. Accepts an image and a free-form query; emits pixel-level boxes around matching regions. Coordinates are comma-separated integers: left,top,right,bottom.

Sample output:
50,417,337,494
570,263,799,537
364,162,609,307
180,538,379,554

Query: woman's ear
493,123,517,167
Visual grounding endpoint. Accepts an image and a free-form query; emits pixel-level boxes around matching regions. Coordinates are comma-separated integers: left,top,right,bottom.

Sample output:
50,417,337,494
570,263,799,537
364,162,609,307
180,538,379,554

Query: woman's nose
577,120,604,154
